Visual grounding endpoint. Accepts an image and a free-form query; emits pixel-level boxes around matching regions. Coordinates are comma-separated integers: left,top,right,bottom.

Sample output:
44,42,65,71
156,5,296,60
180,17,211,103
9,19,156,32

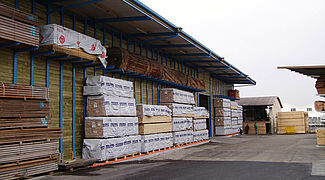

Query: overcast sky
140,0,325,107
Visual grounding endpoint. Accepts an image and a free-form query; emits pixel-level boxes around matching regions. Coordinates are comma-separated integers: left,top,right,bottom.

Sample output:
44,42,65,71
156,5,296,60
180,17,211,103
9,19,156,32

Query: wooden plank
138,116,171,124
139,122,172,135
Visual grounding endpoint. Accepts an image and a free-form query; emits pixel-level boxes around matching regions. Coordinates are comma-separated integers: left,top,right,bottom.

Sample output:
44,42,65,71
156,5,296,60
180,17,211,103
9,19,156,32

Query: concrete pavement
36,134,325,180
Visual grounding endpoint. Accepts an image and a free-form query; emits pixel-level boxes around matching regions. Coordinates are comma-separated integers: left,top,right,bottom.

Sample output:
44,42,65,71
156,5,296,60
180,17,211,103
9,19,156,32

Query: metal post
60,9,64,26
47,4,50,24
146,80,149,104
46,58,49,88
120,33,122,47
208,96,212,137
94,23,97,39
157,83,160,104
30,52,34,85
152,81,154,104
140,79,143,104
83,67,87,118
59,62,63,162
13,51,17,84
72,15,76,30
134,78,137,103
127,37,129,51
103,27,106,46
84,17,87,35
94,67,97,76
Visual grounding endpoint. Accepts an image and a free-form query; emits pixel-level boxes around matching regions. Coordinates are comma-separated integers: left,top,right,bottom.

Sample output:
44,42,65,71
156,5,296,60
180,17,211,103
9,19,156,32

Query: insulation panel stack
277,111,309,134
230,102,243,134
160,88,195,145
0,83,61,180
83,76,140,161
0,2,39,47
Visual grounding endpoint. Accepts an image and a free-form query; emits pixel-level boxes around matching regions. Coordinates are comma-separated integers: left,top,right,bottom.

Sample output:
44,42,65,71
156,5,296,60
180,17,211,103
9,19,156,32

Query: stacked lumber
83,76,141,161
136,104,173,152
228,89,240,99
0,83,49,99
0,2,39,47
316,76,325,94
160,88,196,145
243,121,266,135
0,82,60,179
107,48,205,90
277,111,309,134
316,129,325,146
315,101,325,112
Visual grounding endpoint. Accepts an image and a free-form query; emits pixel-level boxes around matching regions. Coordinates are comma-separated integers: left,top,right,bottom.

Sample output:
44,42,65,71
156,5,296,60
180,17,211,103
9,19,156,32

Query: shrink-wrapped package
161,103,194,116
193,119,207,131
231,118,238,125
213,98,231,108
172,130,193,145
215,108,231,117
85,117,138,138
82,135,141,161
215,117,232,126
193,130,209,141
160,88,195,104
84,76,133,98
215,126,232,135
87,95,136,116
194,107,209,117
136,104,172,117
40,24,107,67
140,133,173,152
172,117,193,131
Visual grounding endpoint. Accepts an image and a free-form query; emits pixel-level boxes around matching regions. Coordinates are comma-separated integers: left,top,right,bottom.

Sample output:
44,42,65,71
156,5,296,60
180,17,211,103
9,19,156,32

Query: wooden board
0,2,39,26
277,111,308,134
0,82,49,99
317,129,325,145
139,122,172,135
0,117,50,130
186,76,205,90
315,101,325,111
138,116,171,124
316,77,325,94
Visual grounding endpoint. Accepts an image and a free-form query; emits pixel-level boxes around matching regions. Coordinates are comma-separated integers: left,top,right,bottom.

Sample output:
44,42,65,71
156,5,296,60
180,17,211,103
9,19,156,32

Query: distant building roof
236,96,283,108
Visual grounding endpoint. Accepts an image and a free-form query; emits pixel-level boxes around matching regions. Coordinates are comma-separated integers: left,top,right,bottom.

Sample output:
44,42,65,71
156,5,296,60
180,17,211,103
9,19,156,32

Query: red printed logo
77,41,80,45
100,51,105,58
91,44,95,51
40,35,44,42
59,35,65,44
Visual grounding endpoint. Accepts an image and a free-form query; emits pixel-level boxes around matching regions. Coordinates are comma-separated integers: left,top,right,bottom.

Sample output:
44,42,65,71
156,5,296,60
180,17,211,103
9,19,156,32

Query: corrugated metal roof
236,96,283,108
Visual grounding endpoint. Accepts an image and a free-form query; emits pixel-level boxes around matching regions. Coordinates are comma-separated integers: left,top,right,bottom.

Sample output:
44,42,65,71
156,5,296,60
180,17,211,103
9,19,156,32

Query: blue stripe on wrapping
30,26,37,36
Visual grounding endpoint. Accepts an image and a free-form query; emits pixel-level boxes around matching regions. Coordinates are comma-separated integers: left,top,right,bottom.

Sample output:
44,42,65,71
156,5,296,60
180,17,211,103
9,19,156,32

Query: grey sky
140,0,325,107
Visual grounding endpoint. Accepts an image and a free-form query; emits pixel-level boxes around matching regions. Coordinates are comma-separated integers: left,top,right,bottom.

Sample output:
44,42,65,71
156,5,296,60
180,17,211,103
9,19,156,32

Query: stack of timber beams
316,76,325,94
243,121,267,135
107,48,205,90
0,83,61,180
0,2,39,47
277,111,309,134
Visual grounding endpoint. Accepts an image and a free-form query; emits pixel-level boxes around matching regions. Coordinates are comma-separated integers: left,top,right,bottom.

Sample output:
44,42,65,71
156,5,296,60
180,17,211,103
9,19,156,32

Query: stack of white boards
214,98,232,135
193,107,209,141
82,76,139,161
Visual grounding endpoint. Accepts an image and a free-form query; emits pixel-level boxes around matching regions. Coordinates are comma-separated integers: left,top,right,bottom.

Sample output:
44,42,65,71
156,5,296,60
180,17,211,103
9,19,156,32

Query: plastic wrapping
213,98,231,108
136,104,172,117
40,24,107,67
140,133,173,152
82,135,141,161
87,95,136,116
231,117,238,125
215,108,231,117
160,88,195,104
193,129,209,141
172,130,194,145
193,119,207,131
85,117,138,138
161,103,194,116
172,117,193,131
84,76,133,98
194,107,209,117
215,117,232,126
215,126,233,135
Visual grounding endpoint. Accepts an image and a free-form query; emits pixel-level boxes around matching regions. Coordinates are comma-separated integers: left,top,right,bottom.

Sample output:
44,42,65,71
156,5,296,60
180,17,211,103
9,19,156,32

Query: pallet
172,115,195,118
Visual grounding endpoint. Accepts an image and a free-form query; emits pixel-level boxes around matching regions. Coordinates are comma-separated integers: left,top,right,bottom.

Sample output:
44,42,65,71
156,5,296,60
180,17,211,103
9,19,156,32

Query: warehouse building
0,0,255,164
236,96,282,134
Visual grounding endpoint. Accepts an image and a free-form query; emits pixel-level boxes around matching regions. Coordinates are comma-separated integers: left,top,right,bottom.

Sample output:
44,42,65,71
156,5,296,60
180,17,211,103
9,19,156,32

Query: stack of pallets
0,2,39,47
0,83,61,180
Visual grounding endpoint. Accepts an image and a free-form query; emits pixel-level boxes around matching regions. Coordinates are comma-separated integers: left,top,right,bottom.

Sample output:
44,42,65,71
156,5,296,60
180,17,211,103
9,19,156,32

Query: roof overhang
278,65,325,79
45,0,256,85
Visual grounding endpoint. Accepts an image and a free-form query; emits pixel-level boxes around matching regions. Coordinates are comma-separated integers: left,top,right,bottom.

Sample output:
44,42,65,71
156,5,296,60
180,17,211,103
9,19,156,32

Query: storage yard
0,0,324,179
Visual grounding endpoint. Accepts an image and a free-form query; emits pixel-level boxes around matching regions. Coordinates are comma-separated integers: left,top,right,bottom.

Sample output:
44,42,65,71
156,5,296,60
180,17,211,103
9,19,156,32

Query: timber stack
0,2,39,47
277,111,309,134
0,83,61,180
160,88,195,145
83,76,141,161
193,107,209,142
136,104,173,152
316,76,325,94
107,48,205,90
